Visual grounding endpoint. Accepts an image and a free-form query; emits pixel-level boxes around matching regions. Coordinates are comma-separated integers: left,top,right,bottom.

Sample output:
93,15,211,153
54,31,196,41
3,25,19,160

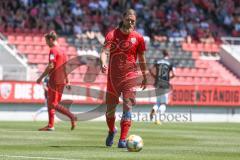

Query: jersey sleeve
137,35,146,54
49,49,57,63
103,31,113,49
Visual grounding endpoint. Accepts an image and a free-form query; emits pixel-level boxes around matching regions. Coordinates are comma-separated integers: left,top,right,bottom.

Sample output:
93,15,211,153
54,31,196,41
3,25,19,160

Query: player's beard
122,23,134,33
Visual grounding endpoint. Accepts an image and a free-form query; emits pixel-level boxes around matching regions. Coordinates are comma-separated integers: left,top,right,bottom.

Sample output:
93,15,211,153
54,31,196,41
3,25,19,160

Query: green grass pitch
0,121,240,160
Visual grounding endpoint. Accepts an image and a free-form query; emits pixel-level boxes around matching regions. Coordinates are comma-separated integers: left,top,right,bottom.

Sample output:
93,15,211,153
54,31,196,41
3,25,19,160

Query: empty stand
3,30,240,86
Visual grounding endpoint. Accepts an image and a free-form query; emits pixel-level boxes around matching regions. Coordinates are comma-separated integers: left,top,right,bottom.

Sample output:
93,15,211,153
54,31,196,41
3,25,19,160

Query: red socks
120,111,132,140
55,104,75,121
120,120,131,140
105,111,132,139
48,108,55,128
106,115,116,133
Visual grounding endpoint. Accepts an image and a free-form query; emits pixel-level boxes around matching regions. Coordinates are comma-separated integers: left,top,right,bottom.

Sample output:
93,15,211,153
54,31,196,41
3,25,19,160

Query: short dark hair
44,31,57,41
162,49,169,57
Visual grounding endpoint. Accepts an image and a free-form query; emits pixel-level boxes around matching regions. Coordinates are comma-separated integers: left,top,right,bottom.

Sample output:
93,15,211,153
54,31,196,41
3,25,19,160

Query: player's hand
36,77,42,84
101,64,108,73
66,82,71,90
66,85,71,90
140,77,147,90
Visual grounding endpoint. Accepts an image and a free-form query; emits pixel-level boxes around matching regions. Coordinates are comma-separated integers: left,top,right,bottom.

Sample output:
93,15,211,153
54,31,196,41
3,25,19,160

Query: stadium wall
1,81,240,106
0,103,240,122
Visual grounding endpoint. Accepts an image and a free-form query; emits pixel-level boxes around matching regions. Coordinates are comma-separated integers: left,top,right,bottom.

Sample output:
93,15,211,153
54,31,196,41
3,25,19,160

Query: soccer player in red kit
36,31,77,131
100,9,147,148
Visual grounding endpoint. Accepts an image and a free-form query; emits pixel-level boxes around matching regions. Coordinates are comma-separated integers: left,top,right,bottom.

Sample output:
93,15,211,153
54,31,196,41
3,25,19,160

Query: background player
100,9,147,148
36,31,77,131
149,49,175,123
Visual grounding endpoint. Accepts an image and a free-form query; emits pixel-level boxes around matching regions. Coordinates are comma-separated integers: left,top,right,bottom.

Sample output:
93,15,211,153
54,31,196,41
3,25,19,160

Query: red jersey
48,46,67,85
104,28,146,80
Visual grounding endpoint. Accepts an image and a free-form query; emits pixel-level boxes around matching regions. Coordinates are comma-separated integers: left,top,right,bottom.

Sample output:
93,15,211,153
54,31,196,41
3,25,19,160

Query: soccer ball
126,135,143,152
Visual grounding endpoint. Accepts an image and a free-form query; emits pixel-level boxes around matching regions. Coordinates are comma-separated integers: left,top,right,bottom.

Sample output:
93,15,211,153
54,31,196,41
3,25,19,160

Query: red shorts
106,77,136,105
47,84,65,107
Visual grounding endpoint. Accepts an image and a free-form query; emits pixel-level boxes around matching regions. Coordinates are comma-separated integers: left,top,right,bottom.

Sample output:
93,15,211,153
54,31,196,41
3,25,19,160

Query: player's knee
106,106,116,117
123,98,136,107
48,103,56,109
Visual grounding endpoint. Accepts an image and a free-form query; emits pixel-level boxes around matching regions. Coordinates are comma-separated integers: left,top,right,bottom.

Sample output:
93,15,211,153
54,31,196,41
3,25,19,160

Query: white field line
0,154,83,160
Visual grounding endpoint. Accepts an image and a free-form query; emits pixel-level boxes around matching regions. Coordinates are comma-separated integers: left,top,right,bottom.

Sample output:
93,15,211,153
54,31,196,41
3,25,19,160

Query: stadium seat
37,64,46,72
203,43,211,52
43,46,49,53
25,45,34,54
15,35,25,45
28,54,36,63
186,76,193,83
36,54,44,61
17,45,26,54
34,45,43,54
67,46,77,55
8,35,15,44
211,44,219,52
25,36,33,44
3,25,238,86
58,37,67,46
193,77,202,84
33,36,41,45
192,51,199,59
196,43,204,52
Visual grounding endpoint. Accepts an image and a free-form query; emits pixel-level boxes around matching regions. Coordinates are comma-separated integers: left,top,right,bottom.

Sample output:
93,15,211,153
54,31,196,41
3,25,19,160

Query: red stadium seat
38,64,46,72
201,77,209,84
8,35,15,44
36,54,44,60
17,45,26,54
43,46,49,53
95,74,107,83
208,77,216,84
186,76,193,83
196,43,204,52
33,36,41,44
190,68,197,76
24,36,33,43
58,37,67,45
67,46,77,55
193,77,202,84
182,43,197,51
34,45,43,54
43,55,49,63
192,51,199,59
189,43,197,51
60,46,67,52
182,43,188,51
211,44,219,52
28,54,36,63
25,45,34,54
203,43,211,52
40,37,46,45
15,35,25,45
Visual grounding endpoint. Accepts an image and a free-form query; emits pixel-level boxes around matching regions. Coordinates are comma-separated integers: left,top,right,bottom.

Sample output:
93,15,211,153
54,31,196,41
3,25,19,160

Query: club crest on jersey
50,54,55,60
130,37,136,44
